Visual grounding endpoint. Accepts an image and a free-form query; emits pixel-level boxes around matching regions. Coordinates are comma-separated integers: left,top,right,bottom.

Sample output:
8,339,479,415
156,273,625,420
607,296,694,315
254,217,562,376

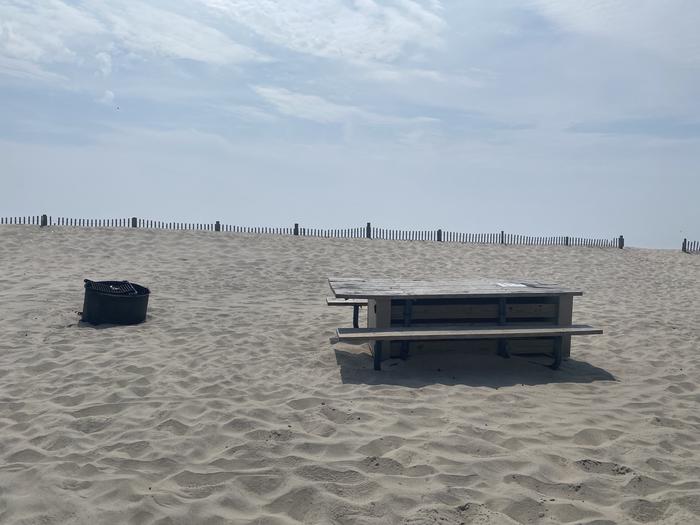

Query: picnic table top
328,277,583,299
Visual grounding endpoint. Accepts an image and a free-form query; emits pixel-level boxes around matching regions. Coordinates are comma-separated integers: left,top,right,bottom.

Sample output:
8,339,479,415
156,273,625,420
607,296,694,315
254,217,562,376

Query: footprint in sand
294,464,366,484
286,397,325,410
621,499,671,523
244,428,294,442
238,473,286,494
155,419,190,435
404,503,520,525
575,458,633,476
6,449,47,463
171,470,237,488
357,436,406,457
573,428,623,446
52,394,85,407
70,403,126,418
71,417,112,434
264,486,322,522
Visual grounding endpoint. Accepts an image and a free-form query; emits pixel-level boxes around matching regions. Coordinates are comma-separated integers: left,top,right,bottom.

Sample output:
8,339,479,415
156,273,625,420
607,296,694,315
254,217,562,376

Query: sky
1,1,699,248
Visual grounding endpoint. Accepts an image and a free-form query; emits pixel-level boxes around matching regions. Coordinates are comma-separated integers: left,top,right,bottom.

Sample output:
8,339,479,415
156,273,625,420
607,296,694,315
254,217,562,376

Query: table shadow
333,345,616,388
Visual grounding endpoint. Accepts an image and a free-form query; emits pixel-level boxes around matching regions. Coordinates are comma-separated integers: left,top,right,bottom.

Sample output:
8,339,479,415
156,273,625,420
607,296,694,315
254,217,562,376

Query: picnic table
328,277,602,370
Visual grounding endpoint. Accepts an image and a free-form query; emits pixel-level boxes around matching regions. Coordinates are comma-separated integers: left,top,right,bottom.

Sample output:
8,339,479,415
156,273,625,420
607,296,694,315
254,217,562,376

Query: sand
0,225,699,525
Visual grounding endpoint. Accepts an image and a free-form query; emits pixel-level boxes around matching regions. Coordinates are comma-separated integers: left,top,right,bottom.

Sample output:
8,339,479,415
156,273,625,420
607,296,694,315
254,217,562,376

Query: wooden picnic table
329,277,599,369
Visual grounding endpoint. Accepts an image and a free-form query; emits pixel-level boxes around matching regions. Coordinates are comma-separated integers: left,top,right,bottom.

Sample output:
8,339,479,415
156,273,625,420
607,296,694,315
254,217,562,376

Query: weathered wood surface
329,278,583,299
326,298,368,306
389,302,557,321
336,324,602,342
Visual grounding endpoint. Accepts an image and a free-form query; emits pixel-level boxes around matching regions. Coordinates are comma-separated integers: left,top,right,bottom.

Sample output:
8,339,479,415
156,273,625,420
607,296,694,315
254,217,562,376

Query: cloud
253,85,436,126
99,89,114,105
0,56,66,83
217,104,278,123
569,117,700,139
95,51,111,76
363,65,484,87
254,86,365,123
0,1,102,64
532,0,700,64
0,0,267,85
91,1,266,65
0,0,100,81
199,0,445,62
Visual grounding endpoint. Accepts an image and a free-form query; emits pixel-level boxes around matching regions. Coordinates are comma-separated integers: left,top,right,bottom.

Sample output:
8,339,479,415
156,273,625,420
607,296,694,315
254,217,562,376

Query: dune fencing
0,215,625,249
682,239,700,254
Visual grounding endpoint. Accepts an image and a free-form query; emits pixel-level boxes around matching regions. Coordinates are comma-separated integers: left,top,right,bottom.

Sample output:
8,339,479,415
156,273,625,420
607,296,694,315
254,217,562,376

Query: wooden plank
507,303,557,318
391,303,498,320
329,278,583,299
336,324,602,342
327,298,368,306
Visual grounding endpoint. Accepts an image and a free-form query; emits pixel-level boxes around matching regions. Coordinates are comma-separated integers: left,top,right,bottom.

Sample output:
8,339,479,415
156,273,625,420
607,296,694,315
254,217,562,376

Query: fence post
366,222,371,239
500,230,504,244
618,235,624,249
40,214,48,227
215,221,221,232
565,236,569,246
682,238,687,253
293,223,299,236
437,229,442,242
131,217,137,228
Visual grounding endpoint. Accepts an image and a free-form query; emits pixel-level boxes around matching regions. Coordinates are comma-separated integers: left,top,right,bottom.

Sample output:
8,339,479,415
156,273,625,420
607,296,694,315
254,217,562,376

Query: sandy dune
0,225,699,524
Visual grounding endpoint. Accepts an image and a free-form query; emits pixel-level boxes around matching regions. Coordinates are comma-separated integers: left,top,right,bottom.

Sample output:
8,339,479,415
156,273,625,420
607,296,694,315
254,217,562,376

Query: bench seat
326,298,368,306
336,324,602,370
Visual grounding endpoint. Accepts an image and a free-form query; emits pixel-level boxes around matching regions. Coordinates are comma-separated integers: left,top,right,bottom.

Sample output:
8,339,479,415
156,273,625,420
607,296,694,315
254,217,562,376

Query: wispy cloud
362,65,484,87
98,89,114,105
253,85,437,126
199,0,445,62
0,0,100,81
91,1,267,65
0,56,66,84
216,104,278,123
95,51,111,77
0,0,267,84
569,117,700,139
0,1,102,63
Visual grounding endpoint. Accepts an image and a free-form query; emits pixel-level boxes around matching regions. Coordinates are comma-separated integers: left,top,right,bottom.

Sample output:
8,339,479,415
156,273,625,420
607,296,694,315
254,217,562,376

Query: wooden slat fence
1,215,626,249
682,239,700,254
372,228,439,241
0,215,44,225
55,217,132,228
471,232,620,248
297,227,365,238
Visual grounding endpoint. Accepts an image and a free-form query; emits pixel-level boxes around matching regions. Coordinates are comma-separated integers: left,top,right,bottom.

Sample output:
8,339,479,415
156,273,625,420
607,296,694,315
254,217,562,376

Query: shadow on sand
334,345,616,388
76,315,153,329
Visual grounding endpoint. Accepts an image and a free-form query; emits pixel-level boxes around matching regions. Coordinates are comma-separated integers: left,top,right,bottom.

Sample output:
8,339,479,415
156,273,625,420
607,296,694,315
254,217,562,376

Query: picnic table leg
400,300,413,360
497,338,510,359
373,341,383,371
557,295,573,359
353,305,359,328
496,300,510,359
551,337,562,370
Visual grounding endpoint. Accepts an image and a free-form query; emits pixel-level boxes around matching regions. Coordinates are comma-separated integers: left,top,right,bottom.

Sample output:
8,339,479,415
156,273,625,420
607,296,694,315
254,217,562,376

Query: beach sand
1,225,699,524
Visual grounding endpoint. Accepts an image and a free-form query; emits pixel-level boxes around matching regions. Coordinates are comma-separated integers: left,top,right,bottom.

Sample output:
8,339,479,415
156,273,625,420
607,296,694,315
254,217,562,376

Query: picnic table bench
328,278,602,370
326,297,368,328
